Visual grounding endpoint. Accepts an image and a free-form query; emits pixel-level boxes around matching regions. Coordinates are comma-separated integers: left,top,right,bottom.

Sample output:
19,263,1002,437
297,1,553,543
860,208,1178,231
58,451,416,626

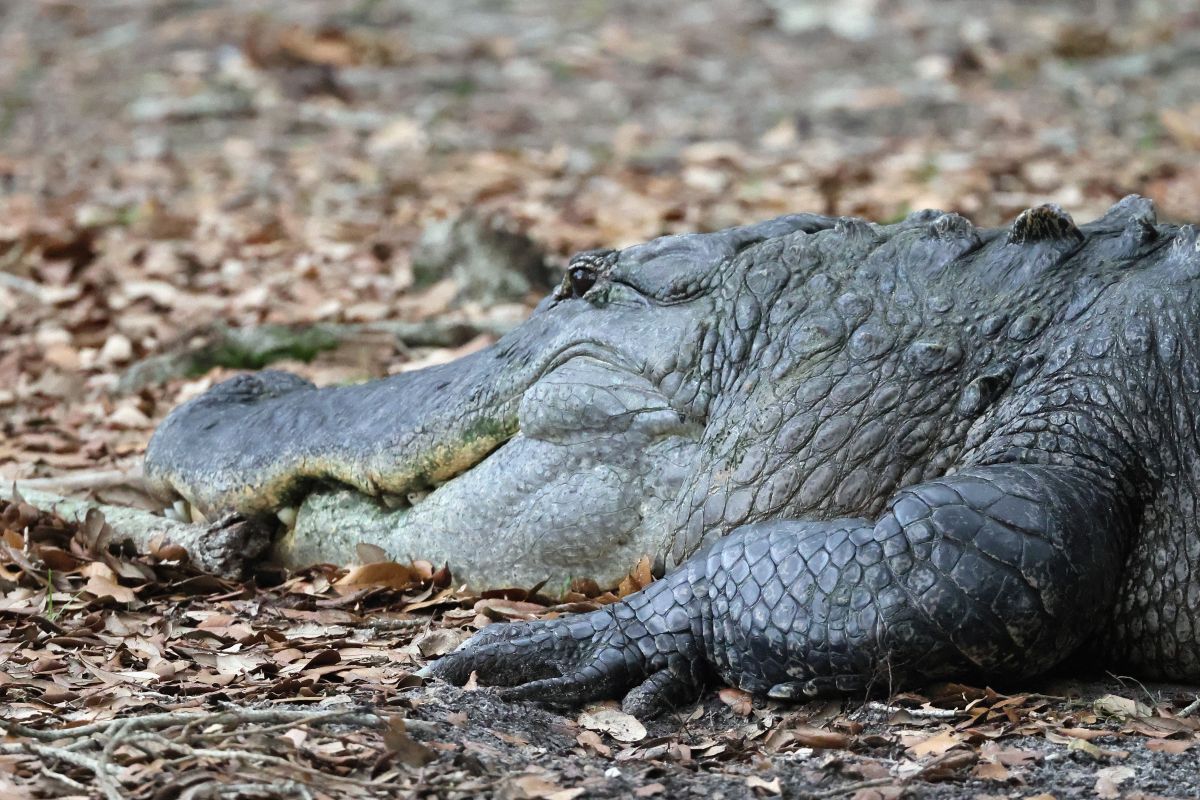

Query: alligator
146,196,1200,714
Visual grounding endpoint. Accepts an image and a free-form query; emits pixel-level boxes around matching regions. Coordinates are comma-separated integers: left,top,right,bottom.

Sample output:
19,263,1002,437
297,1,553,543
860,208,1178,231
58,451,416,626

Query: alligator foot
426,575,710,718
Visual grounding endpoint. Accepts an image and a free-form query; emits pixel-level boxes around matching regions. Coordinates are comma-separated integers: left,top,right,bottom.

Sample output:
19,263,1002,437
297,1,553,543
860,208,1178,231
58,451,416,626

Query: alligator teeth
189,504,208,525
276,506,298,529
162,498,192,523
406,490,430,506
381,493,408,511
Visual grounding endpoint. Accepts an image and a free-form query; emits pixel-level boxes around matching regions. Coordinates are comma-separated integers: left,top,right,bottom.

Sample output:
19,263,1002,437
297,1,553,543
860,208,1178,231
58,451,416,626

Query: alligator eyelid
608,277,703,306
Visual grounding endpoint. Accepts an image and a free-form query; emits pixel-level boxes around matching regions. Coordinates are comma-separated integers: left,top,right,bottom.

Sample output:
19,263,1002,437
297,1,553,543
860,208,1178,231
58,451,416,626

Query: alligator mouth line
161,426,516,529
152,343,641,531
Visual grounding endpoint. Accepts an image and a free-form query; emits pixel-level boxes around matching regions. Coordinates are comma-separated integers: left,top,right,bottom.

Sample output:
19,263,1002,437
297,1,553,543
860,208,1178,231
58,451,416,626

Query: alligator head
144,214,837,588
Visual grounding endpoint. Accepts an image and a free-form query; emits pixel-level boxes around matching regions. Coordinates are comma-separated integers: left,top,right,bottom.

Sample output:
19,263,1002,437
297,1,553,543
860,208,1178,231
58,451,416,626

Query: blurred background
1,0,1199,485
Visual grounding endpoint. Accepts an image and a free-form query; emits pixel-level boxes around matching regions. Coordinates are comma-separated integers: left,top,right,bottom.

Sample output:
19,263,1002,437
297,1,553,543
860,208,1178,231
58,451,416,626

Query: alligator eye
568,266,596,297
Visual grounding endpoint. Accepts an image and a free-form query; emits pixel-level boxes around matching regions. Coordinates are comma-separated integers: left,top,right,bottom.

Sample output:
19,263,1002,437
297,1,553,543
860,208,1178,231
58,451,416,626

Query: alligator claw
427,597,707,717
428,613,630,703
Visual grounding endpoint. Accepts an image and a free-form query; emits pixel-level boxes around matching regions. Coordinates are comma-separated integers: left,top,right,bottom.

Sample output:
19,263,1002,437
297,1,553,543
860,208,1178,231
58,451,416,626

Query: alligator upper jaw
161,421,515,526
143,336,539,521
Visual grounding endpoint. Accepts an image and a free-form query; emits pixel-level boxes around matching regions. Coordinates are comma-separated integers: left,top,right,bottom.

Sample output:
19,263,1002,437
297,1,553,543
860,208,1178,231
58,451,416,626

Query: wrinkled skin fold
149,197,1200,712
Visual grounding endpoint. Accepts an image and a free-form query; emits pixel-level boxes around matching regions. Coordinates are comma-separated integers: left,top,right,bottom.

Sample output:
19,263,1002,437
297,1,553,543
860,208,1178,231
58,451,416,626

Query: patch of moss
198,324,342,373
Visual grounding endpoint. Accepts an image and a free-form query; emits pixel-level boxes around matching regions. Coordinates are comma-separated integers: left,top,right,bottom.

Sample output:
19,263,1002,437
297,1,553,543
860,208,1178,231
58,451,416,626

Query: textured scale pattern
428,197,1200,712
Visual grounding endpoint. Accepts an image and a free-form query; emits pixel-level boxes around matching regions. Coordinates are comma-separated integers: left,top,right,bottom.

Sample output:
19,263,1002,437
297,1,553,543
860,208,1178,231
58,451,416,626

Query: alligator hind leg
429,463,1133,713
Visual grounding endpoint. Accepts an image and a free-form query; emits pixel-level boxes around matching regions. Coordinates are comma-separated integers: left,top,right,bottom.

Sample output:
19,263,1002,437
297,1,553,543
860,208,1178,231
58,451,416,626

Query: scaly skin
148,196,1200,711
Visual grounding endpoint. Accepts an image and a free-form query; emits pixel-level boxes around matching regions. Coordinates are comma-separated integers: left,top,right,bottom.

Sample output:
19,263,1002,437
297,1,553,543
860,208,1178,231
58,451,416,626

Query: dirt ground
2,0,1200,797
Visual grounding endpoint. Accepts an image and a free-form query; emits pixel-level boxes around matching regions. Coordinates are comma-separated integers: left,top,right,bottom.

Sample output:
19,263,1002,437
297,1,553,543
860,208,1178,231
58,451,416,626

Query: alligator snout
144,346,522,521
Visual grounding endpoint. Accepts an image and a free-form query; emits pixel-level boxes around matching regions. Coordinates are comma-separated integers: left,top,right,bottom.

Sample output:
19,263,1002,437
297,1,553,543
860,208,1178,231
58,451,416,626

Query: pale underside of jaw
269,430,698,590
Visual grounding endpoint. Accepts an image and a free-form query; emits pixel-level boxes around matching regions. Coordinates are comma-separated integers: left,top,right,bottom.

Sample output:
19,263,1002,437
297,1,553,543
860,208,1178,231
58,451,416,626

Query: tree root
6,486,271,578
11,463,145,495
0,706,393,798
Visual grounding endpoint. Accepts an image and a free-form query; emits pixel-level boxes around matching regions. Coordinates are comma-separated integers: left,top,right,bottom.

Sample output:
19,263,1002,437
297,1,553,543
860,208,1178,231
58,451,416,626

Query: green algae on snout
384,415,520,492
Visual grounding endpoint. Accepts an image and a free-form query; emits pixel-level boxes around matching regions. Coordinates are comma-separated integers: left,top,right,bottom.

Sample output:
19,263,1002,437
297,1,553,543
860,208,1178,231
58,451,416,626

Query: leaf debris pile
3,0,1200,491
2,501,1200,798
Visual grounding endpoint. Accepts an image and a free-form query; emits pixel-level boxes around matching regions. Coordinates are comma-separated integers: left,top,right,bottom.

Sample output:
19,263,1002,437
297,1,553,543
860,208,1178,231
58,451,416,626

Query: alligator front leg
424,562,714,717
428,463,1132,713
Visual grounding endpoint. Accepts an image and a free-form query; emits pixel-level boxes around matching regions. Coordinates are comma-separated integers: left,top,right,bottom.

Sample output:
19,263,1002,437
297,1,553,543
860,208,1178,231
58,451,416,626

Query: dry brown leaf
988,747,1040,766
1124,714,1197,738
34,545,79,571
83,574,135,603
1094,694,1152,720
1056,727,1110,741
971,761,1010,781
414,628,470,657
506,774,584,800
214,652,266,676
475,597,545,621
81,561,118,580
383,717,436,767
335,561,422,590
578,703,646,743
1067,738,1129,760
1145,738,1194,754
617,555,654,597
905,729,966,758
745,775,782,795
718,687,753,716
788,726,852,750
576,730,611,757
1094,765,1135,799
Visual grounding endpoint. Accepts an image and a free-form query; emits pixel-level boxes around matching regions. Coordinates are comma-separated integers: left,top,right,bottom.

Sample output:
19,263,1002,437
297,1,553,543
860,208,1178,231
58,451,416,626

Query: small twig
0,707,383,742
0,270,50,301
21,740,125,800
97,718,132,793
865,701,961,720
367,617,430,631
1179,696,1200,718
12,466,146,496
398,718,441,736
803,777,896,799
217,781,316,800
1109,672,1159,710
39,766,90,793
1020,693,1068,703
147,735,387,789
188,709,370,743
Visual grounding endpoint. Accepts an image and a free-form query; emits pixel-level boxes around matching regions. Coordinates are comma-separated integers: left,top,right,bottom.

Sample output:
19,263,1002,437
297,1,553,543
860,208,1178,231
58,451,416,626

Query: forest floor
1,1,1200,797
